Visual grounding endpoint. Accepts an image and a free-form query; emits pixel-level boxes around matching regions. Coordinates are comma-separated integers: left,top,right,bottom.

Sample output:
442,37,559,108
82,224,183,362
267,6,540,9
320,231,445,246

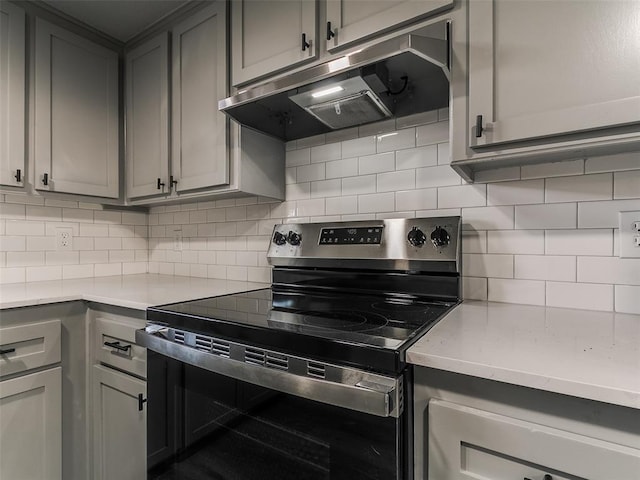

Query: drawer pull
138,393,147,412
475,114,483,137
301,33,310,51
0,348,16,355
104,341,131,353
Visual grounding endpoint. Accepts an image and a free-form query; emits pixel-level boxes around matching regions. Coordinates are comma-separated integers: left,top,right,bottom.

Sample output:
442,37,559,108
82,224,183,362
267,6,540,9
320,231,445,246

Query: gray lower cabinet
451,0,640,180
92,365,146,480
0,367,63,480
414,367,640,480
0,0,26,188
34,18,119,198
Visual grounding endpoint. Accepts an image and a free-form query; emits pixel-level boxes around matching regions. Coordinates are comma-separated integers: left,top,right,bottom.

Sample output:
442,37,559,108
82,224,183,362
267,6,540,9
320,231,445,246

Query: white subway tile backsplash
63,208,94,222
376,128,415,153
578,256,640,286
585,151,640,173
462,206,514,231
311,143,341,163
615,285,640,314
489,278,545,306
377,170,415,193
515,203,576,229
546,282,613,311
0,236,26,251
95,263,122,277
462,231,487,254
613,170,640,199
395,145,438,170
297,163,326,183
285,148,311,167
358,152,395,175
487,179,544,206
521,159,584,179
326,196,358,215
0,203,26,219
438,184,486,208
515,255,576,281
295,199,325,217
6,221,45,236
27,236,56,251
285,182,311,200
46,251,79,265
326,158,358,179
359,119,396,137
577,198,640,228
25,206,62,221
396,189,437,212
342,175,376,195
437,143,450,165
474,167,521,184
0,267,26,284
545,173,612,203
416,121,448,146
545,229,613,256
358,193,395,213
463,254,513,278
342,136,376,158
63,264,94,279
26,265,62,282
95,210,122,224
463,276,487,300
311,179,342,198
416,165,461,189
7,252,45,267
487,230,544,254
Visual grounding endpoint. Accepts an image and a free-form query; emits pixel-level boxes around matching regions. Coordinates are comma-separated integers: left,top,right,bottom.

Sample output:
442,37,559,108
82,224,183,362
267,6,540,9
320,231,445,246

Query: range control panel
267,217,461,271
319,227,383,245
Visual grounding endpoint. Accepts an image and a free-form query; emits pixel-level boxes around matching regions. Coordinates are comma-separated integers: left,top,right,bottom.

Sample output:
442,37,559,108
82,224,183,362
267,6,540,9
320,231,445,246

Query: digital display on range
319,227,383,245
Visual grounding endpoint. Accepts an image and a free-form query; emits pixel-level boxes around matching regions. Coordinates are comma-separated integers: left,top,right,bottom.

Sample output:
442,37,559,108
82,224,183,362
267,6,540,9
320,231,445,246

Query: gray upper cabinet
34,19,119,198
125,32,170,199
231,0,317,86
172,2,228,193
0,1,25,188
325,0,453,52
451,0,640,180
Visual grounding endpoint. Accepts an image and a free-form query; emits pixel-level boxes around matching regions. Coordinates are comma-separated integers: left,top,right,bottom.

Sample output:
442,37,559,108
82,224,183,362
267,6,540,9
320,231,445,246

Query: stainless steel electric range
137,216,461,480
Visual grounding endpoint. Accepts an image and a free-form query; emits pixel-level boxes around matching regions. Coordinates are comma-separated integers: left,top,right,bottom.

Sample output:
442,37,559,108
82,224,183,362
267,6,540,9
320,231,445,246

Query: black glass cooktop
147,288,457,374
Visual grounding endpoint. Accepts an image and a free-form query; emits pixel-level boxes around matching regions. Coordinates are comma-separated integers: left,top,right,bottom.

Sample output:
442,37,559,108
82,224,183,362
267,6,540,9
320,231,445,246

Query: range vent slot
245,347,265,366
173,331,185,344
194,335,212,352
211,340,230,358
265,352,289,371
307,361,326,379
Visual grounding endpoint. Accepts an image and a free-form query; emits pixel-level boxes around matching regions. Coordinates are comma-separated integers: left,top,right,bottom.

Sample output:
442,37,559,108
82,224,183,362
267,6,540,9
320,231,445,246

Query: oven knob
430,227,450,248
287,231,302,246
273,231,287,246
407,227,426,247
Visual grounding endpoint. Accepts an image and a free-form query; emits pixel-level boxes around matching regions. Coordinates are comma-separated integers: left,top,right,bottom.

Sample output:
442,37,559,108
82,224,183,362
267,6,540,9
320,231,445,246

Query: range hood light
311,86,345,99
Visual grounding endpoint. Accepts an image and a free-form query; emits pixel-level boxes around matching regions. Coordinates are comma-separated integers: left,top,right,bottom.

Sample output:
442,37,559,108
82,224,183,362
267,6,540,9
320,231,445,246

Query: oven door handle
136,328,402,418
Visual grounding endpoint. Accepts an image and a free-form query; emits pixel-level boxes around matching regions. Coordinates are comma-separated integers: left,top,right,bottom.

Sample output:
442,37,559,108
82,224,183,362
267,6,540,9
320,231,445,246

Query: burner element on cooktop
295,310,389,332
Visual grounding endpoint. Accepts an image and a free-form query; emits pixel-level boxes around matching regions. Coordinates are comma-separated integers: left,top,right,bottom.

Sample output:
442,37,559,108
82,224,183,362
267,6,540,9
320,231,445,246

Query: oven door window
147,355,403,480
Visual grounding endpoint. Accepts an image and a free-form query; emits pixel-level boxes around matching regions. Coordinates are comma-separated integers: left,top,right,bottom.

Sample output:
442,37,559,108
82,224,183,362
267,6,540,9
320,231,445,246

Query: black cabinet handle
138,393,147,411
14,169,21,182
302,33,310,51
170,175,178,190
157,178,165,190
0,348,16,355
475,114,483,138
104,341,131,353
326,22,335,40
42,173,49,185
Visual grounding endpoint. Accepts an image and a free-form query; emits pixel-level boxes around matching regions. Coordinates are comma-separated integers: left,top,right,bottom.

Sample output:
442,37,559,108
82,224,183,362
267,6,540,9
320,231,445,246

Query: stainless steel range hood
219,21,450,142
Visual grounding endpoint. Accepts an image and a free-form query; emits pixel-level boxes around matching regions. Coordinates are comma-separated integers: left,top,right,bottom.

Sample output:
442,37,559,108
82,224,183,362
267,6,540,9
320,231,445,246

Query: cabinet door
325,0,452,51
0,367,62,480
0,1,25,187
34,19,119,198
429,400,640,480
231,0,317,86
92,365,146,480
125,32,169,199
172,3,229,193
468,0,640,148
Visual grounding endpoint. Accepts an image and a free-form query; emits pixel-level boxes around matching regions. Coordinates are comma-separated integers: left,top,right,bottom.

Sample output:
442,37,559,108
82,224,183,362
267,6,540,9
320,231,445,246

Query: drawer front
0,320,61,377
95,317,146,378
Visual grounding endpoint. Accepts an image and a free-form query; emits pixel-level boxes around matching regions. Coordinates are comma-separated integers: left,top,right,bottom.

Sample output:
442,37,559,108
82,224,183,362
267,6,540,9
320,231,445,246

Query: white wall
1,111,639,313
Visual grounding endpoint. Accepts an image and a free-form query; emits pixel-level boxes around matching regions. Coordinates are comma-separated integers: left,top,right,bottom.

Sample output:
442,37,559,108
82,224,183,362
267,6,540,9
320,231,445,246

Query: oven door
138,328,408,480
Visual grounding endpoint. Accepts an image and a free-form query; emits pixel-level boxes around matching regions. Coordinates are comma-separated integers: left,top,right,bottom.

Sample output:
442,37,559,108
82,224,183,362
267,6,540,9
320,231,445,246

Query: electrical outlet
173,229,183,251
619,211,640,258
56,228,73,251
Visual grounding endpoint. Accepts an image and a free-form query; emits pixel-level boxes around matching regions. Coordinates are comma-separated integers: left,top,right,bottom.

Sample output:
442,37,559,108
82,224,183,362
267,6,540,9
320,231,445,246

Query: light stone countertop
0,274,270,311
407,300,640,410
